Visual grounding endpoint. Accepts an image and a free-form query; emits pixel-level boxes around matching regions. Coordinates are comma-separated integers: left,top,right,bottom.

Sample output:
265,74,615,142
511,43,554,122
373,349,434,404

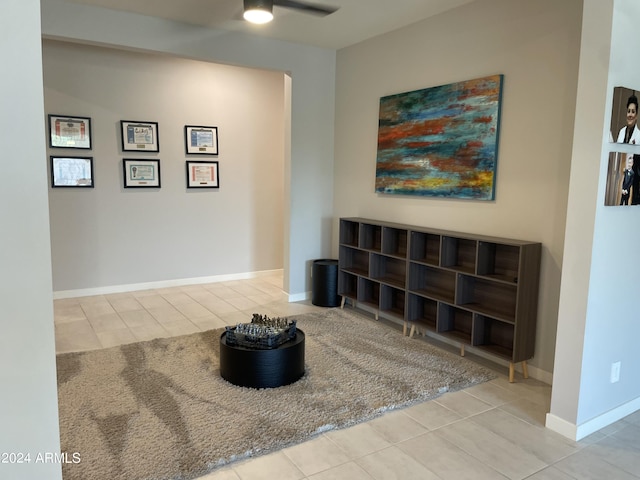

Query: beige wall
333,0,583,378
44,41,285,293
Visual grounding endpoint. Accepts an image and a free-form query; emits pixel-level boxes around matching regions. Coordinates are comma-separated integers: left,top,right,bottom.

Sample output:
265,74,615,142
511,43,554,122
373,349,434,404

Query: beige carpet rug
56,308,496,480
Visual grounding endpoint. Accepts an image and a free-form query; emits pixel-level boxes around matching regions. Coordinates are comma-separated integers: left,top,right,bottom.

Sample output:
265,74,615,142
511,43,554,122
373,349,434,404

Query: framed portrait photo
185,125,218,155
186,161,219,188
123,158,161,188
121,120,159,152
50,156,94,188
48,114,92,149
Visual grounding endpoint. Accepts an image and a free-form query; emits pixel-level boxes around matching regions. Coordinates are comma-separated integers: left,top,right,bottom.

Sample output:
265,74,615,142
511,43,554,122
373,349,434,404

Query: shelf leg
521,360,529,379
509,362,515,383
460,344,465,357
341,297,346,309
374,310,379,321
409,324,416,338
403,321,408,336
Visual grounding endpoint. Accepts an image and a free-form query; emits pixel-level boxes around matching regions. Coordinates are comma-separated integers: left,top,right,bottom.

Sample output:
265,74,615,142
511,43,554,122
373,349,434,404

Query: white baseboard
546,396,640,440
288,291,310,302
53,269,284,299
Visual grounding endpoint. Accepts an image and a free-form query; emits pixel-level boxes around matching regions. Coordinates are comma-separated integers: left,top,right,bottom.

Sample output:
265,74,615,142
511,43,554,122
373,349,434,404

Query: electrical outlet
611,361,621,383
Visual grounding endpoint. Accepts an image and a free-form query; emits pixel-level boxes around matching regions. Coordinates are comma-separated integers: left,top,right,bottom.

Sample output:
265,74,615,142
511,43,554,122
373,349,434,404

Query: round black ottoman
219,330,305,388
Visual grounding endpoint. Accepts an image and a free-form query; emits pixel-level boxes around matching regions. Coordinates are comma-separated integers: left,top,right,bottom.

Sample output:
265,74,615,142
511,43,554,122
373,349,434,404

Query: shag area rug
57,308,496,480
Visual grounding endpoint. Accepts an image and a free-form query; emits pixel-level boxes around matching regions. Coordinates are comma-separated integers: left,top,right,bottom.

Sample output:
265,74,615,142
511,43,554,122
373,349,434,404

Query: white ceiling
66,0,476,50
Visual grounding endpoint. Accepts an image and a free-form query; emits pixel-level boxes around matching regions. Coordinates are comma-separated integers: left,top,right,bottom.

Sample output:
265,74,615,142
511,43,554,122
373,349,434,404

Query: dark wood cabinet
338,218,541,382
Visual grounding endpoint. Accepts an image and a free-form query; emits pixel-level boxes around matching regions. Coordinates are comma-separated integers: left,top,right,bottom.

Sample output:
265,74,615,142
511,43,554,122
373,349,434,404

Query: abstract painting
375,75,504,200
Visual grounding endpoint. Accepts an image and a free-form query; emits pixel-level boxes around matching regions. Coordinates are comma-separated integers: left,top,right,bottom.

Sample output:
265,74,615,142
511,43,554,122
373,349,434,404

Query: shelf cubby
370,253,406,288
410,231,441,265
357,278,380,310
360,223,382,251
472,314,515,360
437,304,473,344
477,241,520,284
382,227,408,258
380,285,405,320
408,263,455,303
456,275,517,322
407,293,437,330
340,219,359,247
339,246,369,276
441,236,477,274
338,271,358,300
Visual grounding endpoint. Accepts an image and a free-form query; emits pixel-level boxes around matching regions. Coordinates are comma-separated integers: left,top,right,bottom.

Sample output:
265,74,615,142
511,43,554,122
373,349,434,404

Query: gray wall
41,0,336,299
333,0,583,381
44,41,285,293
0,1,62,478
550,0,640,439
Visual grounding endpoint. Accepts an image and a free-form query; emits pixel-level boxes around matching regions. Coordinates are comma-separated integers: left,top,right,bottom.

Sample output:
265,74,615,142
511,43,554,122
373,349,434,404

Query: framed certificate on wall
186,161,219,188
123,158,161,188
121,120,159,152
48,115,92,149
185,125,218,155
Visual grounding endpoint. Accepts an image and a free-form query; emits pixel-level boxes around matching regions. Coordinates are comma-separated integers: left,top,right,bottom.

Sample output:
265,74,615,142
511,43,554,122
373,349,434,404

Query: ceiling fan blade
273,0,338,16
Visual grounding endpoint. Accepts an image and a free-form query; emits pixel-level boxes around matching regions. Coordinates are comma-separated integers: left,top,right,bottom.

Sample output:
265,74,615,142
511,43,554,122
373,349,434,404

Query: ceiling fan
243,0,339,24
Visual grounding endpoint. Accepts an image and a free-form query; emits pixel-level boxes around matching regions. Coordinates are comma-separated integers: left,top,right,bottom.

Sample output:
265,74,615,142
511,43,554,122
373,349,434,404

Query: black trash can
312,259,341,307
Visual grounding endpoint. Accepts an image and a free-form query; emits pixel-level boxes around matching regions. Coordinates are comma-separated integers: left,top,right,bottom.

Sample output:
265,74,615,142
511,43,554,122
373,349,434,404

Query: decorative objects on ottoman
224,314,297,349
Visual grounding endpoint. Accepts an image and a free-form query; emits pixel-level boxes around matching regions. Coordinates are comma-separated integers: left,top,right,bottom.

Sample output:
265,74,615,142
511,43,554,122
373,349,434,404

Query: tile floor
54,273,640,480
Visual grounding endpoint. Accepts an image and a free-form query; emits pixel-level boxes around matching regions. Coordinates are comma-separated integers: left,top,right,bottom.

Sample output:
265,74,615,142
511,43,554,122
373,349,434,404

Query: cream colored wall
333,0,583,377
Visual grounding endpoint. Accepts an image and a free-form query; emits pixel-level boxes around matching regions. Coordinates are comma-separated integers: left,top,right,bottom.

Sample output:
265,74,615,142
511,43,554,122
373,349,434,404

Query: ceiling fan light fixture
243,0,274,24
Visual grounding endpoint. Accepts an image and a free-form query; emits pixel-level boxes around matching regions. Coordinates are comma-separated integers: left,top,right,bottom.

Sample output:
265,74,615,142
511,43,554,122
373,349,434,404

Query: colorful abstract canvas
375,75,504,200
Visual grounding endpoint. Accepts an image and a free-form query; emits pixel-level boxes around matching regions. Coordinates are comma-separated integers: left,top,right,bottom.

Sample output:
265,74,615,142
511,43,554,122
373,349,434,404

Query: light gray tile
108,297,145,313
146,305,188,324
54,303,87,323
95,328,137,348
196,467,240,480
283,435,351,477
582,424,640,477
200,299,239,316
368,410,428,444
325,422,392,458
464,381,524,407
162,292,196,306
136,294,172,309
355,446,440,480
232,450,304,480
80,300,116,318
128,323,169,341
308,461,374,480
398,431,508,480
434,418,547,479
87,313,128,333
499,398,549,427
190,315,228,331
160,319,201,336
175,302,219,319
225,296,260,311
433,391,493,418
119,309,160,328
469,409,579,464
55,320,102,352
552,448,639,480
403,399,463,430
524,466,576,479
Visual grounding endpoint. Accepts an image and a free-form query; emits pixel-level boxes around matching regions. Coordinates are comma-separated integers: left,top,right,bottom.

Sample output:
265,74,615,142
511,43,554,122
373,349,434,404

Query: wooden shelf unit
337,217,542,382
